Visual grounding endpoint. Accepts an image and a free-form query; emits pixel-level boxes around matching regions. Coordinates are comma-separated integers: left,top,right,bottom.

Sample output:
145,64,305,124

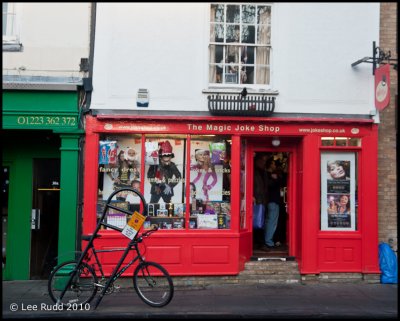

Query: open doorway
30,158,60,279
252,152,289,258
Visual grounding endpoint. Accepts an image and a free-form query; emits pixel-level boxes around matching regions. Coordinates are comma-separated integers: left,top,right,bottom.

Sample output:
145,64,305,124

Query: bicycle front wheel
133,261,174,307
48,260,98,307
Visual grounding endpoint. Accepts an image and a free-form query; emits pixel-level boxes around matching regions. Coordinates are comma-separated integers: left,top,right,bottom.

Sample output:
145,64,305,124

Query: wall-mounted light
271,137,280,147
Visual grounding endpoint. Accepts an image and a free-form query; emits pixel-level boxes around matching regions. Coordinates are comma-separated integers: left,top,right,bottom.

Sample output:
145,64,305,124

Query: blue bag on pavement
253,204,265,230
378,242,398,284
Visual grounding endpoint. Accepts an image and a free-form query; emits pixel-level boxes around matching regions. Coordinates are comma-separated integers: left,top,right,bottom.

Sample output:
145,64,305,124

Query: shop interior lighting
271,138,280,147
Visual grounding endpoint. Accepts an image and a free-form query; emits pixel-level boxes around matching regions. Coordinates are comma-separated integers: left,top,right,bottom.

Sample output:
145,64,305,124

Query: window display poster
321,152,356,231
144,138,184,205
100,137,142,200
190,140,224,202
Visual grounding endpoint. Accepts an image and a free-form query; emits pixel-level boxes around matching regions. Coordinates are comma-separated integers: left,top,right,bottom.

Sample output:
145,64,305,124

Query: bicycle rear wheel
133,261,174,307
48,260,98,306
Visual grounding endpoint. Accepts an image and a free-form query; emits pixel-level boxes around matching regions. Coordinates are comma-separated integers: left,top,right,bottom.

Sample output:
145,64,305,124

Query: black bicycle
48,188,174,309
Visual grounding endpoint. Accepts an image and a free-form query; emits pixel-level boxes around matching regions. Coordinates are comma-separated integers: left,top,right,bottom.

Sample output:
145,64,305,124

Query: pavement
2,280,398,319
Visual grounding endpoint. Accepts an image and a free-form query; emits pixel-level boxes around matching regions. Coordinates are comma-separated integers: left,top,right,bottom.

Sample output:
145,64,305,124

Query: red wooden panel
318,239,362,271
324,247,336,262
343,247,354,262
145,246,182,264
192,246,230,264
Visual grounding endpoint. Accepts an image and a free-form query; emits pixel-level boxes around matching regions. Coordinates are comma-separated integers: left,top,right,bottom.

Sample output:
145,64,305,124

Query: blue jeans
264,202,279,246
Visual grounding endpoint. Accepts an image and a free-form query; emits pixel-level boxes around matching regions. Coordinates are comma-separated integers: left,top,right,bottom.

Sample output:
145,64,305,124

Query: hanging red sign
374,64,390,111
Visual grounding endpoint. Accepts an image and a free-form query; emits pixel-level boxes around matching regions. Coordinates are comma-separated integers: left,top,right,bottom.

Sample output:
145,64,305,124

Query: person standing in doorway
264,157,282,249
274,154,287,246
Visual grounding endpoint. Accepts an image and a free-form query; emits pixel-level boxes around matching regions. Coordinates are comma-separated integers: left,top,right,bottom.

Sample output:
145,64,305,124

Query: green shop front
2,84,82,280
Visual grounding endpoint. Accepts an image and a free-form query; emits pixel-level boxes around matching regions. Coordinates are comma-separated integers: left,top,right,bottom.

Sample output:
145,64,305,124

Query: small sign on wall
137,88,149,107
375,64,390,111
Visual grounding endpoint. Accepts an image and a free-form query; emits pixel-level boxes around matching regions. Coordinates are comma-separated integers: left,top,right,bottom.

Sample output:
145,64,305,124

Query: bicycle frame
85,241,144,283
56,187,148,309
87,237,150,288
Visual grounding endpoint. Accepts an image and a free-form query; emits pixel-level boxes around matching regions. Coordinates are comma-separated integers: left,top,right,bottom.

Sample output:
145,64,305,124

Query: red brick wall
378,3,398,251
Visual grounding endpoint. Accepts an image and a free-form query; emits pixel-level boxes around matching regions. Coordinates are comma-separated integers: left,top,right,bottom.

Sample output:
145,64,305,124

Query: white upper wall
91,2,380,115
3,3,91,79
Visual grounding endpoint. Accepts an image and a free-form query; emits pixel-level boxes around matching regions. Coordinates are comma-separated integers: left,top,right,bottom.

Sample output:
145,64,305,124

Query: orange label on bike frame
127,211,146,230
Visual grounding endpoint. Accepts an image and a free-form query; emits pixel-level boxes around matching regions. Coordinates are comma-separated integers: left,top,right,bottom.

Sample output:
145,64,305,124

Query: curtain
256,7,270,84
209,6,216,83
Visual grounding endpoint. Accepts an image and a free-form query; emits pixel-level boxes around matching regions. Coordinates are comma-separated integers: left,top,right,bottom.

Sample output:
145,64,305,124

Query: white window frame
3,2,19,44
208,3,272,89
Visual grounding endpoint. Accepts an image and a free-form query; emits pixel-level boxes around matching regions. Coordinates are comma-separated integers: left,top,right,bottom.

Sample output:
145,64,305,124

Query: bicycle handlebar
140,226,158,238
135,226,158,243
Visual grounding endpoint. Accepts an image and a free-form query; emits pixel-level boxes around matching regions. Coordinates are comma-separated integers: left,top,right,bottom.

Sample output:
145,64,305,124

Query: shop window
97,135,142,229
96,134,232,231
190,137,231,229
189,136,231,229
144,136,186,230
320,152,358,231
321,137,362,147
209,4,271,86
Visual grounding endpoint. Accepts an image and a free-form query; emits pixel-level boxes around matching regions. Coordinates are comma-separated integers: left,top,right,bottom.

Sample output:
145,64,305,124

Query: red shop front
82,114,380,276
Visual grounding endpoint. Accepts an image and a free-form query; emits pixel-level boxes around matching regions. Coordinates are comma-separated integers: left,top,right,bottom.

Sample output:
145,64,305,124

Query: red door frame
246,139,298,258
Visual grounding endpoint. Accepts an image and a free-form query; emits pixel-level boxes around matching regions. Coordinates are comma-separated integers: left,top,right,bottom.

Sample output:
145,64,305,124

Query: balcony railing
207,94,275,117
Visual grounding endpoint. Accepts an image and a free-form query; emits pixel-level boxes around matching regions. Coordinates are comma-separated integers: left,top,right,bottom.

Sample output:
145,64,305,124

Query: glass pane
255,65,270,85
3,3,8,36
210,4,224,23
242,5,256,24
256,47,270,65
335,138,348,146
225,45,240,83
190,138,231,229
321,137,335,146
321,152,357,231
348,138,361,146
257,7,271,45
245,46,255,64
257,6,271,24
226,5,240,23
257,24,271,45
225,66,239,84
241,46,255,84
242,25,255,44
226,45,239,63
209,45,224,83
241,65,254,84
98,135,142,199
144,137,185,230
210,23,224,43
226,24,240,43
97,135,142,228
